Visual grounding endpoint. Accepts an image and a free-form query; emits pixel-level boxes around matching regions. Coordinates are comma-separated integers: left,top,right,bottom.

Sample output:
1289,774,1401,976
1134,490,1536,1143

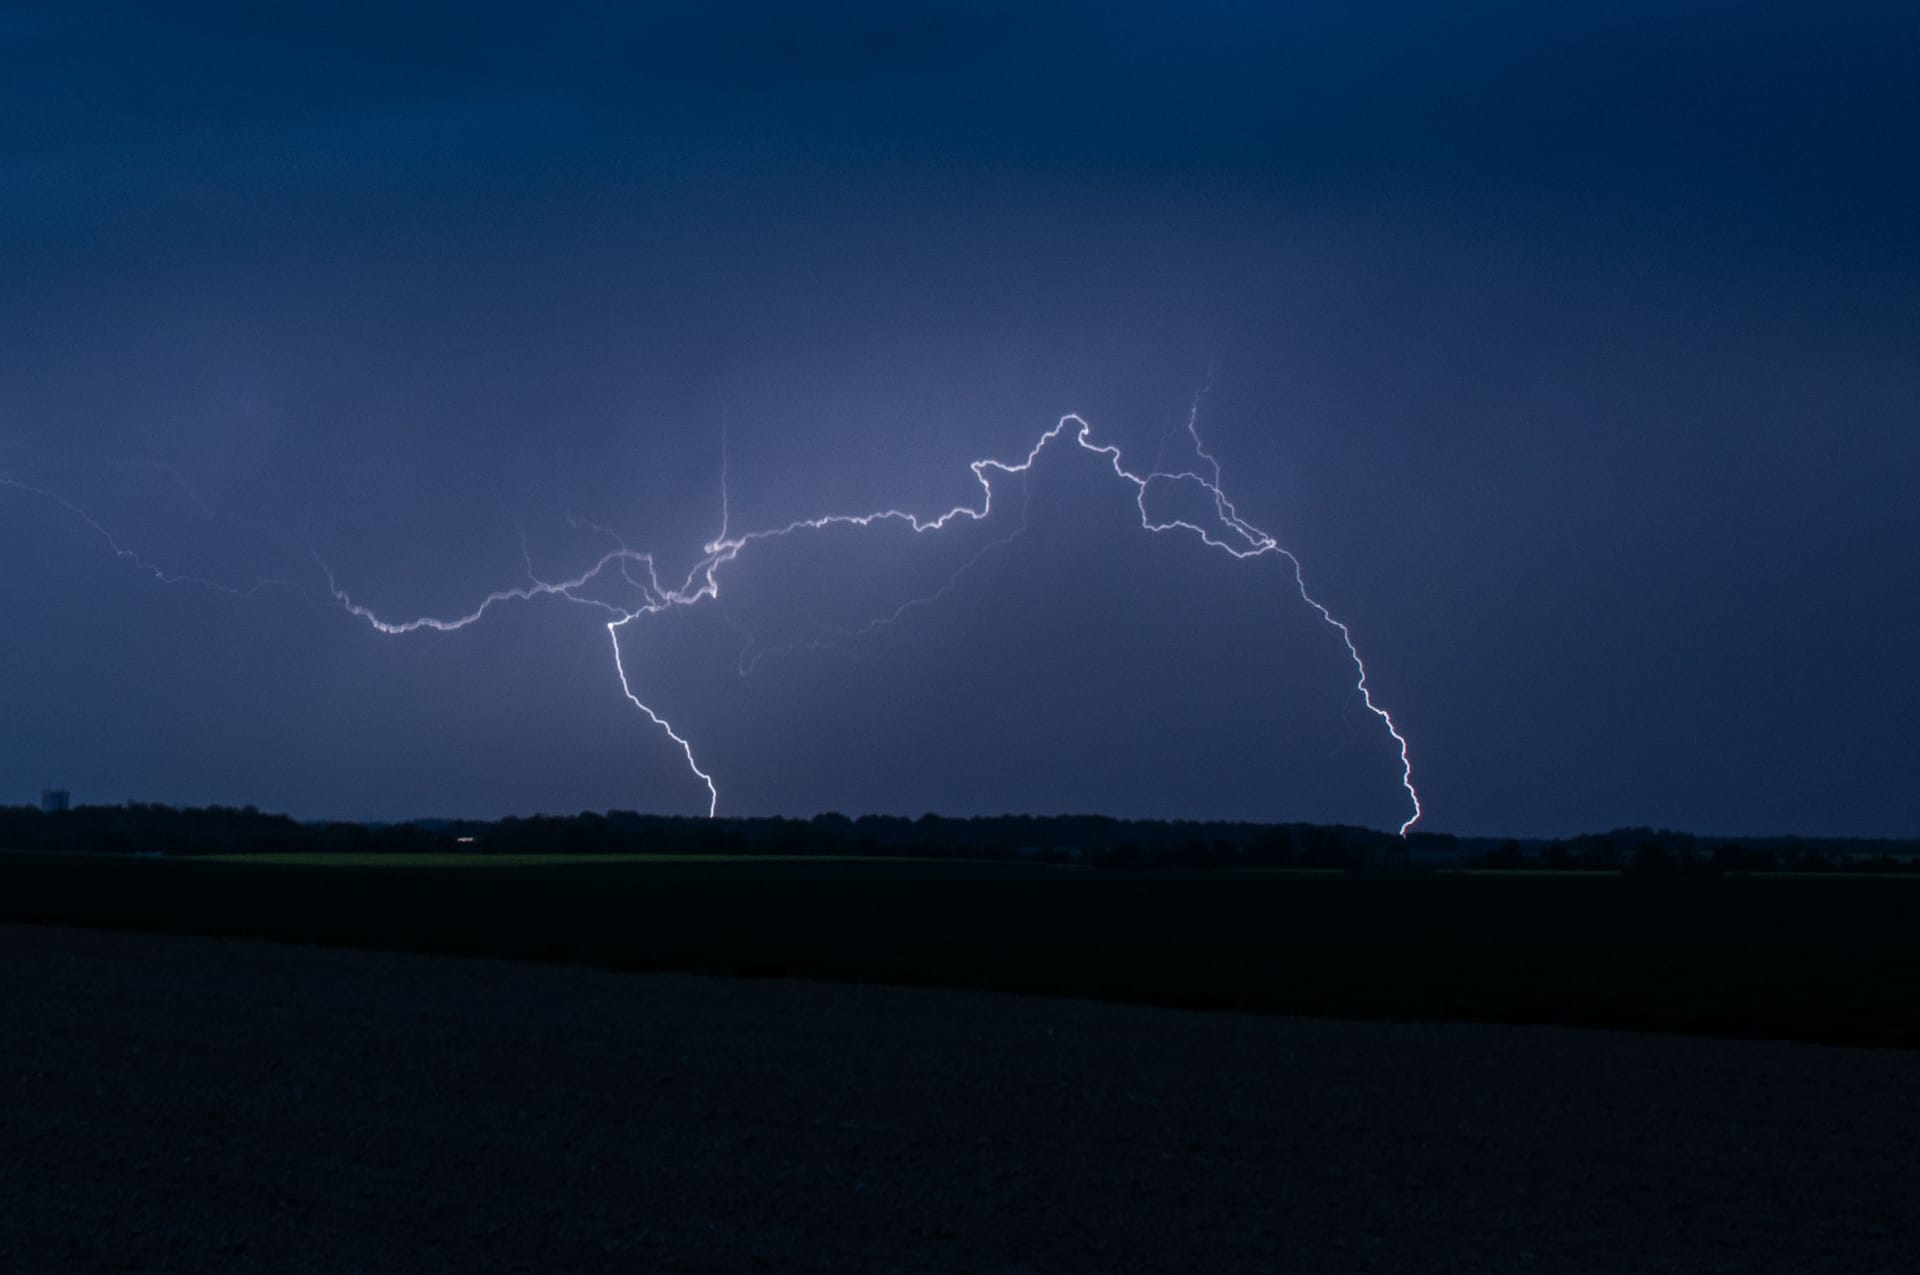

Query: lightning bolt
0,473,300,599
5,407,1420,833
728,474,1034,677
313,409,1422,834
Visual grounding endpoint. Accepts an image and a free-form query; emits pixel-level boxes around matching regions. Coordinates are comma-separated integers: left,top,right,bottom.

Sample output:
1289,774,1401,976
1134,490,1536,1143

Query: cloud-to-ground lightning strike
316,412,1423,835
5,411,1420,833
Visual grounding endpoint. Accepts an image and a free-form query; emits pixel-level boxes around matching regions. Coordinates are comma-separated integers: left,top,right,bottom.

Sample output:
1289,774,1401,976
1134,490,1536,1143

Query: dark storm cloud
2,1,1915,834
7,1,1915,264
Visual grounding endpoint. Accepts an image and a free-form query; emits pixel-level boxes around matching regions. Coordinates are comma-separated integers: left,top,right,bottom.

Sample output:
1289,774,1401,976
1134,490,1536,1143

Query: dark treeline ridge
3,804,1918,872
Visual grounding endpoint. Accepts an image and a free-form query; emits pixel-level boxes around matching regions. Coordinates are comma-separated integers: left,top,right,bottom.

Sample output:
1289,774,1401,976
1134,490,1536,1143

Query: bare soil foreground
3,924,1915,1274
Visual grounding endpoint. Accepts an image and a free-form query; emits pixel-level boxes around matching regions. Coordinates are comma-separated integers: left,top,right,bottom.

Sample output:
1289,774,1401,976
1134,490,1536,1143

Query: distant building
40,788,69,813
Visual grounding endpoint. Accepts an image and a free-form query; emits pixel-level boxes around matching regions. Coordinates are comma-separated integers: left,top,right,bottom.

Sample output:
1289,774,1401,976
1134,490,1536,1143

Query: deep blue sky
3,1,1916,835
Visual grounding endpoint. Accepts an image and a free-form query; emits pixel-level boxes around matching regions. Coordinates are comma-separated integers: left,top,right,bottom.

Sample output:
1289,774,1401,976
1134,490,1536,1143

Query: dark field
4,852,1919,1049
5,923,1917,1274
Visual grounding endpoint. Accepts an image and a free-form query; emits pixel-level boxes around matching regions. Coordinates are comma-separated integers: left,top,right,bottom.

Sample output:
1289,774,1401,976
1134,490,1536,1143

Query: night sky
3,2,1916,836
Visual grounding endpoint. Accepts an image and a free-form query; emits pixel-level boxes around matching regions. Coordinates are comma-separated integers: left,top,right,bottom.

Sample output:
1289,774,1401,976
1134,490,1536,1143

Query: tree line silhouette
2,803,1916,872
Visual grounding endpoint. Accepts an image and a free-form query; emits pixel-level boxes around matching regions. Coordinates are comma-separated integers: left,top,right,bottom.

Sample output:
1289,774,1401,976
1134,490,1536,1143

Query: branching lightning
316,410,1422,834
5,409,1421,834
0,474,299,599
727,477,1034,677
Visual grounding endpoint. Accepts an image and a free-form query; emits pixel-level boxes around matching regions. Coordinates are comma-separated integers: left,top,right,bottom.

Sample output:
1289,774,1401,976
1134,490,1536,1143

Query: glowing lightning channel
0,474,301,599
608,615,719,816
316,410,1421,834
729,477,1034,677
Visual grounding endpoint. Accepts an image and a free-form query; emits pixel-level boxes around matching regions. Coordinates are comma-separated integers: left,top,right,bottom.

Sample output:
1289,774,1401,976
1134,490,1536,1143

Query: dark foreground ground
3,924,1915,1273
8,854,1920,1048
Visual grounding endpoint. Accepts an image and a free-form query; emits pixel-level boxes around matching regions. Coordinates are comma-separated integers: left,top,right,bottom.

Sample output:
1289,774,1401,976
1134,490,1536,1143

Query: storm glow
316,409,1423,834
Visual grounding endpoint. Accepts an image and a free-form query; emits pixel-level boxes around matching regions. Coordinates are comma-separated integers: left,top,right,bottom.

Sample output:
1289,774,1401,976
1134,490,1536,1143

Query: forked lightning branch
6,410,1422,834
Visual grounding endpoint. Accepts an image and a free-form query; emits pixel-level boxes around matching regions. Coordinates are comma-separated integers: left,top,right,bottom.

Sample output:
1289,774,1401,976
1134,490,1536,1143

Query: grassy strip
3,852,1917,1049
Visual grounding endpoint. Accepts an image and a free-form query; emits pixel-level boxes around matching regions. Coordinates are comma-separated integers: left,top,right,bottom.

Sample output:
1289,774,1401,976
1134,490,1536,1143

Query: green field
4,851,1917,1049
